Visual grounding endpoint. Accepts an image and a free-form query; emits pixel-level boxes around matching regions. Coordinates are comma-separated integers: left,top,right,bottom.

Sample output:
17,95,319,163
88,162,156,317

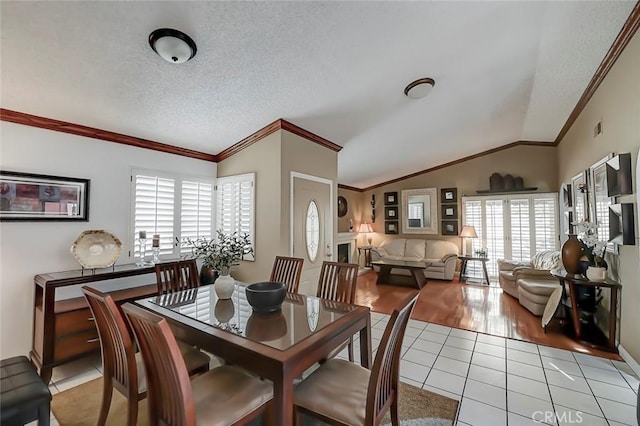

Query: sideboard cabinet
31,264,158,383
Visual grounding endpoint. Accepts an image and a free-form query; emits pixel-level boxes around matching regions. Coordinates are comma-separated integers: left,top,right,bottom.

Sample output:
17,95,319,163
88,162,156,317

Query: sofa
370,238,459,281
497,250,561,315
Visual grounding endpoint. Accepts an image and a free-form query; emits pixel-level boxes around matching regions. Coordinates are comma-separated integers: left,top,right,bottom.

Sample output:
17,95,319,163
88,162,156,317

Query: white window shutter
180,180,213,254
216,173,255,261
533,196,557,252
510,198,531,262
133,174,175,257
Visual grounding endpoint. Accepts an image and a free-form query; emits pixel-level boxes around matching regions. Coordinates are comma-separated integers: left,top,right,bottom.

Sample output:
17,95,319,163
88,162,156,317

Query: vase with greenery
184,230,253,298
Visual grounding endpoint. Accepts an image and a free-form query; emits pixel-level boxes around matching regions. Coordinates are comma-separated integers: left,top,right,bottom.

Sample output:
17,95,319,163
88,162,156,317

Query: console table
31,263,159,383
550,269,621,353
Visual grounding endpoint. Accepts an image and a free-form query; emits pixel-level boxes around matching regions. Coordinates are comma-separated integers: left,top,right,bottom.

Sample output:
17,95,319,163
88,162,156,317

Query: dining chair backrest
121,303,196,426
81,286,138,396
365,292,418,425
270,256,304,293
83,286,145,425
156,260,200,295
316,261,358,304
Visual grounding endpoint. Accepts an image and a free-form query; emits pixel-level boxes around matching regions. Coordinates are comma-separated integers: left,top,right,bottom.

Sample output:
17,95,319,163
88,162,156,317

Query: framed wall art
0,170,90,221
385,206,398,220
441,221,459,236
384,192,398,205
441,204,458,219
385,221,399,234
440,188,457,203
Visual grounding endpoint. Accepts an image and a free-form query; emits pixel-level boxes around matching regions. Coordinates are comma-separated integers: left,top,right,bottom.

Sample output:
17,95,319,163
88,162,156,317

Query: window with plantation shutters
215,173,255,261
131,169,214,260
462,193,558,281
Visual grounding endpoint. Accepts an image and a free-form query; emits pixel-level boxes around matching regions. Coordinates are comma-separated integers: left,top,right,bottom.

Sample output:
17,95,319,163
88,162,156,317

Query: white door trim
290,171,334,258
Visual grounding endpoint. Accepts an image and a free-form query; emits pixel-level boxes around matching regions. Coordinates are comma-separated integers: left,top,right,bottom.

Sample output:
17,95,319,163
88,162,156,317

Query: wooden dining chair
294,292,419,426
121,302,273,426
81,286,210,426
270,256,304,293
317,261,359,361
156,259,200,295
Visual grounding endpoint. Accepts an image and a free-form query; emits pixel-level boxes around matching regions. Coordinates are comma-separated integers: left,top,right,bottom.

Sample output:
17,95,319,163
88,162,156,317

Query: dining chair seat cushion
294,359,370,425
191,365,273,426
178,341,211,375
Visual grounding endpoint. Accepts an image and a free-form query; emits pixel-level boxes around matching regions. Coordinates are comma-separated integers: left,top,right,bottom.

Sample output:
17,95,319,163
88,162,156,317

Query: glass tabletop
147,284,357,351
370,259,427,268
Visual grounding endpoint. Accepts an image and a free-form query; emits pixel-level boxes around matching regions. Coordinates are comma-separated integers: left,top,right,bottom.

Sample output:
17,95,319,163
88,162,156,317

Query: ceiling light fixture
404,78,435,99
149,28,197,64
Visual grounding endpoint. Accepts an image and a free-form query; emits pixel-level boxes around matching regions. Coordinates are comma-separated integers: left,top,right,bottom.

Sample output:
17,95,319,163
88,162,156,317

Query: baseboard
618,344,640,377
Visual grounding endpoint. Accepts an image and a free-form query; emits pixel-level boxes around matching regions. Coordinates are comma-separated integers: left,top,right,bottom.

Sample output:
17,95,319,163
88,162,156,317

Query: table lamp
459,225,478,256
359,222,373,247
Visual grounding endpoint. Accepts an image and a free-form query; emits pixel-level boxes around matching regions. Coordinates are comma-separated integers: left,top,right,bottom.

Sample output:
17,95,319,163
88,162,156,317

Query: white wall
0,122,217,358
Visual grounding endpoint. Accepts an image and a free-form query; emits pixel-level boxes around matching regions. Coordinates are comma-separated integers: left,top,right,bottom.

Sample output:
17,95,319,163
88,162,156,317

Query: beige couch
497,250,561,315
370,238,459,281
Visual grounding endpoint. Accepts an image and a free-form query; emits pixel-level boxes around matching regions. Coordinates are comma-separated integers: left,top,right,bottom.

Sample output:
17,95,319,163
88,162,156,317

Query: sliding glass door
462,193,559,279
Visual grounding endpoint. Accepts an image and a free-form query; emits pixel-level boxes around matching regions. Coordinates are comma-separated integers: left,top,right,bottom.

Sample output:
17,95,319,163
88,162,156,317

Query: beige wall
217,131,282,283
281,131,339,251
355,144,558,250
337,188,365,232
217,129,339,284
557,31,640,361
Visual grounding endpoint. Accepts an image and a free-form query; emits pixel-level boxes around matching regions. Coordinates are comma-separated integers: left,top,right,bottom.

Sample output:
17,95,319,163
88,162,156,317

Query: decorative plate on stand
70,230,123,269
541,286,563,332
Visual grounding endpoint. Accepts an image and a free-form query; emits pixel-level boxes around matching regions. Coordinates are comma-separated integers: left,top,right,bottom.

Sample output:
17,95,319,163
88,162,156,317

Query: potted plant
574,220,607,281
184,230,253,298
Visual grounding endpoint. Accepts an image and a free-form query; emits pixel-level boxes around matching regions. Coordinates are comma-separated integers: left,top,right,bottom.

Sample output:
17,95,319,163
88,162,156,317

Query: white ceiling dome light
148,28,197,64
404,78,435,99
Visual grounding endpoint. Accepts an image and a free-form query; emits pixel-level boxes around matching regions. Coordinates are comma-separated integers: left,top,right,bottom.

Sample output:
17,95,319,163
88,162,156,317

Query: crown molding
217,119,342,161
554,1,640,145
337,183,363,192
0,109,218,162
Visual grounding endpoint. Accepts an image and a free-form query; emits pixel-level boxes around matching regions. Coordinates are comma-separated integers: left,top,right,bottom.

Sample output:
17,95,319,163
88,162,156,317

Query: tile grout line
454,332,479,425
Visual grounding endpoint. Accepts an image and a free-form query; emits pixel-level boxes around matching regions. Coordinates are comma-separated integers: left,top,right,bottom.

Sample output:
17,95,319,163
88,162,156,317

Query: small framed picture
441,204,458,219
440,188,457,203
441,221,459,235
385,221,399,234
384,192,398,205
385,206,398,219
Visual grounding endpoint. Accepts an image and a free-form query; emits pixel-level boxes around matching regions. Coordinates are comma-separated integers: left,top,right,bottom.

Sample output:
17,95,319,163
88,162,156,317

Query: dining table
133,283,372,425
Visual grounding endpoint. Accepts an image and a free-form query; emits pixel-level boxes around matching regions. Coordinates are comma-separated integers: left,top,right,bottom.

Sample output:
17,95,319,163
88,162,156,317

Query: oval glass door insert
306,200,320,261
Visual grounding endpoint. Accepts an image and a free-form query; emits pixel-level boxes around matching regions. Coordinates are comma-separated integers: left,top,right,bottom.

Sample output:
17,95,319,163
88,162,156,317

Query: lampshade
404,78,435,99
359,222,372,233
149,28,197,64
460,225,478,238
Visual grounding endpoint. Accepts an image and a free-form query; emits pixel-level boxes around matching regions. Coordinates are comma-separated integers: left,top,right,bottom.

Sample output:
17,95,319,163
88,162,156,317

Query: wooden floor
355,270,622,360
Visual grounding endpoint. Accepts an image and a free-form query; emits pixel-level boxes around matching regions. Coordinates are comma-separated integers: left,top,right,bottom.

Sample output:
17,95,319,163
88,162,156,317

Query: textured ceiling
0,1,635,188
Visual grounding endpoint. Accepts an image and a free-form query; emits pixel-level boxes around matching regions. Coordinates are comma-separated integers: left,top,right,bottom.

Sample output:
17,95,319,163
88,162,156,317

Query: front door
291,173,333,295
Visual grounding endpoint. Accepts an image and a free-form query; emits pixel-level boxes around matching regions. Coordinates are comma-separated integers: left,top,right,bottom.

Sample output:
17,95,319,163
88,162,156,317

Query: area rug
52,378,458,425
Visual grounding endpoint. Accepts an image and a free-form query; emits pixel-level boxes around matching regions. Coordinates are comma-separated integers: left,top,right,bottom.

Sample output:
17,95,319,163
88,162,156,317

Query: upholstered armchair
498,250,562,315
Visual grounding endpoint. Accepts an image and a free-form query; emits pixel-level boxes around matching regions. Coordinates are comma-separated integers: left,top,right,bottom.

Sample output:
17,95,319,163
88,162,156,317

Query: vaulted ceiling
1,1,636,188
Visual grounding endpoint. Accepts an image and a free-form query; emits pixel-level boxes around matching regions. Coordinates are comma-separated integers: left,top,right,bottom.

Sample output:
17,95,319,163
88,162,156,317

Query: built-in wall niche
609,203,635,245
606,153,632,196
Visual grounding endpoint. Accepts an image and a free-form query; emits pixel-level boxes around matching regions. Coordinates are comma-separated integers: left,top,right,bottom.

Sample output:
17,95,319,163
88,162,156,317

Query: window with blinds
215,173,255,261
131,169,213,259
462,193,558,280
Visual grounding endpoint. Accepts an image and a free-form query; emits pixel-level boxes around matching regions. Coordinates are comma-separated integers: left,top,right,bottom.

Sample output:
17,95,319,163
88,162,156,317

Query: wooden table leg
566,280,582,339
482,261,490,285
360,315,372,368
460,259,468,282
270,375,293,426
608,287,618,351
411,269,427,289
376,265,391,284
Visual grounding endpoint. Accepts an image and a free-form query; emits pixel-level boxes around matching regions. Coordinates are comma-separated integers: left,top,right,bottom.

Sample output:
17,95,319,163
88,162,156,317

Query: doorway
290,172,333,295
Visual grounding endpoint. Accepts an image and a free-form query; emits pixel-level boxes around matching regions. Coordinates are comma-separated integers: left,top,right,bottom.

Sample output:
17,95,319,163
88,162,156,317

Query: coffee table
371,259,429,289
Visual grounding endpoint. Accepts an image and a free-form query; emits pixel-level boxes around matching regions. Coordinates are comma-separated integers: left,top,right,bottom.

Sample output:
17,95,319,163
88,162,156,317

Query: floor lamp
459,225,477,256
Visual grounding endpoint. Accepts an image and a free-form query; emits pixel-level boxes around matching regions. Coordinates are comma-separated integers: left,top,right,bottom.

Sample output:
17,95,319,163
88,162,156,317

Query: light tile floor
44,312,639,426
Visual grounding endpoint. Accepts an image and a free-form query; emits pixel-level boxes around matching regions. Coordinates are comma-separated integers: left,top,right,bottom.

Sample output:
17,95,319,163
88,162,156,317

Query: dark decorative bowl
245,281,286,313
